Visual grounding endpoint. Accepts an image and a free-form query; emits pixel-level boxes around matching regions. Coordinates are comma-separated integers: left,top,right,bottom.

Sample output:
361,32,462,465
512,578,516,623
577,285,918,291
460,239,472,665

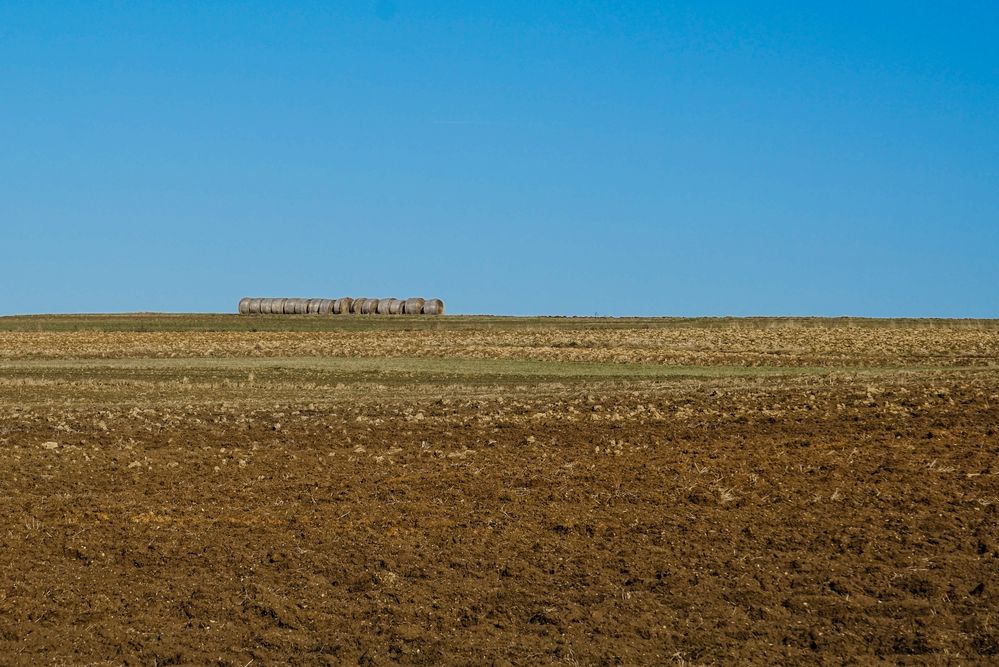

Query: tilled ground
0,317,997,665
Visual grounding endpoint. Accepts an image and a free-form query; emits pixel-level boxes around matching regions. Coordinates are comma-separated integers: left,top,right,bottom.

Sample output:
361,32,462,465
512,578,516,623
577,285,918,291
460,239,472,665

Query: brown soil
0,317,997,665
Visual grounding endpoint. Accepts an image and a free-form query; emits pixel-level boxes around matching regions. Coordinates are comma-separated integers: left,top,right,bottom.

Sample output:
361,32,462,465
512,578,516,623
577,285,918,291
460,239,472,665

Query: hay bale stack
422,298,445,315
239,296,444,315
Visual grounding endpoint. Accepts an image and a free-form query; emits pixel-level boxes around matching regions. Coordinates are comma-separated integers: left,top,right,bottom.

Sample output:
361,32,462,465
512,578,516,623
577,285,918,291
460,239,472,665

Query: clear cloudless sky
2,1,997,316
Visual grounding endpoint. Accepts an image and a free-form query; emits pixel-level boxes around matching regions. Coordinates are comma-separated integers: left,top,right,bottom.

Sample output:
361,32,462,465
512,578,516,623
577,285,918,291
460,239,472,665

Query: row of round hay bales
239,297,444,315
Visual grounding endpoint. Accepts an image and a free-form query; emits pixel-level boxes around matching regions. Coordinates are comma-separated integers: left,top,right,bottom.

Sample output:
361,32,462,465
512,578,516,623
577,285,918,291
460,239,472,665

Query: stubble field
0,315,997,665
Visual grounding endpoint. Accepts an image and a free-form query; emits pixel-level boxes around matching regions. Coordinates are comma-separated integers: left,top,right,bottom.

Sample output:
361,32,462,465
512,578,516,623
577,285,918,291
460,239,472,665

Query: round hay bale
294,298,308,315
238,298,251,314
388,298,404,314
273,298,286,315
283,298,298,315
258,298,271,315
377,298,398,315
336,297,353,314
423,299,444,315
350,298,365,314
318,299,333,315
247,298,263,314
362,298,380,314
306,299,322,315
402,298,425,315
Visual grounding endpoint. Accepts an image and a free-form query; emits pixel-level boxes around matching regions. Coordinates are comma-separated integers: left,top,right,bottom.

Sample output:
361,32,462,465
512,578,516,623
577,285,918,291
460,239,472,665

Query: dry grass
0,315,997,368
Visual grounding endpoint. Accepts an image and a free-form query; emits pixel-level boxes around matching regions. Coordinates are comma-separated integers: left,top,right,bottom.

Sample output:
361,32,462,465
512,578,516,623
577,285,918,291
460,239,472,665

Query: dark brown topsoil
1,376,997,665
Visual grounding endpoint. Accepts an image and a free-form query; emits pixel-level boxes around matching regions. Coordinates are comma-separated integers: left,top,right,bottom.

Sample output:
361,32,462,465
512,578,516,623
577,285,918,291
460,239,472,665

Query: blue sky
2,1,997,316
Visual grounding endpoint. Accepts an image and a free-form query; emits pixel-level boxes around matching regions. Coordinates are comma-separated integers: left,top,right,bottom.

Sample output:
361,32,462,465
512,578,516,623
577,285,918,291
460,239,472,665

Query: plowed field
1,315,997,665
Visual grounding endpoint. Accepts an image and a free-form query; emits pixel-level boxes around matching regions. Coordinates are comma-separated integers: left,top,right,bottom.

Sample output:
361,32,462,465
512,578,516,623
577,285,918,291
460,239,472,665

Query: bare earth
0,315,997,665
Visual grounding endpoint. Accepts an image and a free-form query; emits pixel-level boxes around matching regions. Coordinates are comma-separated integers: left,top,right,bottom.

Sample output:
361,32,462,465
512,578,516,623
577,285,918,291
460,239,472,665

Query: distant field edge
1,313,998,333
